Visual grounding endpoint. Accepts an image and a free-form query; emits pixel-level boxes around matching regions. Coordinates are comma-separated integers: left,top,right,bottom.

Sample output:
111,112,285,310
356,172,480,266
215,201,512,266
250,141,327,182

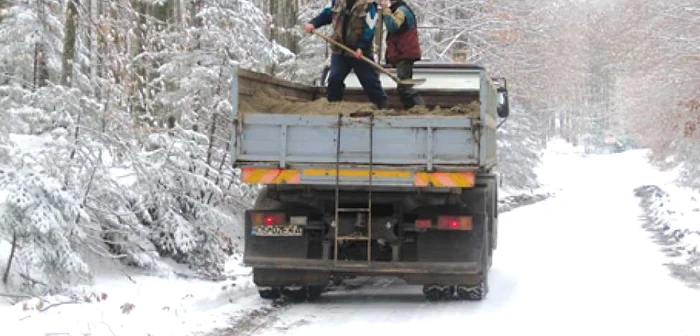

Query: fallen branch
0,292,33,299
18,273,48,288
38,300,82,312
2,230,18,284
122,271,137,284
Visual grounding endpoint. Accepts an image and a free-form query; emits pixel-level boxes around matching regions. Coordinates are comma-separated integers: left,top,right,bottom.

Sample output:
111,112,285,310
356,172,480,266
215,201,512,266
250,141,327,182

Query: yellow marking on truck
414,172,475,187
303,169,412,179
242,168,475,188
242,168,301,184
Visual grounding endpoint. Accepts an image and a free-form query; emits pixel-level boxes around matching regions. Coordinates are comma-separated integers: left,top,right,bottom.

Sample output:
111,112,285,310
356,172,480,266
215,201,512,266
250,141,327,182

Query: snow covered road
226,149,700,336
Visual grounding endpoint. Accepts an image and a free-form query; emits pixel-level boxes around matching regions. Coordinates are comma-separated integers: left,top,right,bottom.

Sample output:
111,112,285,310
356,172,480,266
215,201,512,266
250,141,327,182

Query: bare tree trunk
69,112,81,161
37,44,49,87
172,0,183,28
191,0,203,28
61,0,79,86
205,114,218,172
269,0,299,53
129,0,148,122
34,0,49,88
2,231,17,285
207,137,230,205
32,43,39,90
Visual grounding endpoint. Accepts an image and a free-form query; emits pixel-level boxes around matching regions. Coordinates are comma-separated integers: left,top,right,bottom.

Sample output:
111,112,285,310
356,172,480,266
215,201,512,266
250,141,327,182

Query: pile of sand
239,86,480,118
403,101,481,118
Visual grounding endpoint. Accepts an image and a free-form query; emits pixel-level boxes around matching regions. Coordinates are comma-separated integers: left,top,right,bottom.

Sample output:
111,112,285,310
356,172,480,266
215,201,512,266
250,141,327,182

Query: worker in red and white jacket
380,0,425,109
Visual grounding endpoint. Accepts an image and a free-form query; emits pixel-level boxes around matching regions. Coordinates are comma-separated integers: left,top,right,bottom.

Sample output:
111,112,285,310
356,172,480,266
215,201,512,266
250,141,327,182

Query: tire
423,285,454,302
258,287,281,300
456,281,487,301
281,287,308,302
280,285,325,302
456,210,491,302
307,285,325,301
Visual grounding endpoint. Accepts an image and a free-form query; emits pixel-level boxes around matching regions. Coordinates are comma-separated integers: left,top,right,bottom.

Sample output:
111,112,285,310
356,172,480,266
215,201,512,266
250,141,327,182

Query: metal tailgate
232,114,478,171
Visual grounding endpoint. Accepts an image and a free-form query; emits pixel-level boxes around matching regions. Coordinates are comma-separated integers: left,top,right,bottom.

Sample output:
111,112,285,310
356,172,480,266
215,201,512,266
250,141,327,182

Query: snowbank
497,137,581,212
635,185,700,276
0,257,259,336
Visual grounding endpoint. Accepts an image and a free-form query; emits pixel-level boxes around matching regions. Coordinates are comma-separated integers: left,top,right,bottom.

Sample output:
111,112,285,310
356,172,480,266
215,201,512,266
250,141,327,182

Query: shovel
313,31,426,86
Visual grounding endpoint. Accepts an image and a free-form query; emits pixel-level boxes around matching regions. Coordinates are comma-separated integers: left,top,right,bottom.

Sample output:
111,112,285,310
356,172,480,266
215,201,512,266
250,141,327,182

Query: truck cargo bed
229,65,500,187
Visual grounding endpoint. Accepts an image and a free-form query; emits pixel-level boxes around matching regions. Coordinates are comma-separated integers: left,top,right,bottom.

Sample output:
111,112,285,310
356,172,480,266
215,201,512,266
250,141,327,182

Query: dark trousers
328,52,388,108
396,60,425,109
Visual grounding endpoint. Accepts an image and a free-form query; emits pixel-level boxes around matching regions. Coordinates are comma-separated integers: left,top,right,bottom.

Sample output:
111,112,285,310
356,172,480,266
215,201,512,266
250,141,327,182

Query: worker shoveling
313,32,426,87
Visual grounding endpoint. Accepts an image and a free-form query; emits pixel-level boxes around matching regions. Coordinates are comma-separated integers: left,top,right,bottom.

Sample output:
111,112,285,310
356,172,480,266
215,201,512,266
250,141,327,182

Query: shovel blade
398,78,427,86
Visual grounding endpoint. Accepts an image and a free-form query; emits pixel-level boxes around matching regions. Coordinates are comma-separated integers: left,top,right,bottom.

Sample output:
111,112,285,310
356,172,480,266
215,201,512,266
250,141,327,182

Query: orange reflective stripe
241,168,259,182
278,170,301,184
303,169,411,179
243,168,474,187
242,168,300,184
260,169,279,183
414,172,475,187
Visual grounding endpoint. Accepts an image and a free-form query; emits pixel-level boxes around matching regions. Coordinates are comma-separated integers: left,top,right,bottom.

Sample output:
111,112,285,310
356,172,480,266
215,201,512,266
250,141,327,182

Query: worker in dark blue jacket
304,0,388,109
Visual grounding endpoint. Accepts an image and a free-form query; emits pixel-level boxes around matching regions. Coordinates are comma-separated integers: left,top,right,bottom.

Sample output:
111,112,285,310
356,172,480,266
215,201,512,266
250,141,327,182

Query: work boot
412,95,426,107
401,94,424,110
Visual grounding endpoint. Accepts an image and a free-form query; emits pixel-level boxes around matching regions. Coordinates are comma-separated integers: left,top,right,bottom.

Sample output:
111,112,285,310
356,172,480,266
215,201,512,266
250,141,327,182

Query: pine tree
0,163,90,292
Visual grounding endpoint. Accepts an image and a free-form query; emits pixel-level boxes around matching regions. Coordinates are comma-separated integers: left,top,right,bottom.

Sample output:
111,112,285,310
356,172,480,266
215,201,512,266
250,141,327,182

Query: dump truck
231,63,510,302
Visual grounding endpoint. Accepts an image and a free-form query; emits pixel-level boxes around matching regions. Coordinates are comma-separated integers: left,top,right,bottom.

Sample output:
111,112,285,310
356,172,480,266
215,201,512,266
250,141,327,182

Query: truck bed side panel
236,115,478,169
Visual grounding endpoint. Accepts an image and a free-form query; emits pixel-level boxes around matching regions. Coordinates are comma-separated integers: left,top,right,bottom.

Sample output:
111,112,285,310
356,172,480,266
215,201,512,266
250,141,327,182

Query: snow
0,240,11,307
224,140,700,336
109,167,137,187
635,181,700,270
2,138,699,335
0,257,259,336
8,133,53,154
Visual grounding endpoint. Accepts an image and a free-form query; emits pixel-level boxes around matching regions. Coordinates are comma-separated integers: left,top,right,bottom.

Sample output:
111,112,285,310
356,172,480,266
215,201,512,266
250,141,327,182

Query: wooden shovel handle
312,31,402,83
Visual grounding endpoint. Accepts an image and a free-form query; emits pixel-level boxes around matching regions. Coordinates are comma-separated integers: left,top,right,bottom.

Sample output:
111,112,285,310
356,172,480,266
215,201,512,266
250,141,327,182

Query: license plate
252,225,303,237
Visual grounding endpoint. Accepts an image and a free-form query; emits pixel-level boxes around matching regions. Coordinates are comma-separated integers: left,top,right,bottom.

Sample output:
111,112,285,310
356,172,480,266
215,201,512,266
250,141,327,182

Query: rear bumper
244,256,480,276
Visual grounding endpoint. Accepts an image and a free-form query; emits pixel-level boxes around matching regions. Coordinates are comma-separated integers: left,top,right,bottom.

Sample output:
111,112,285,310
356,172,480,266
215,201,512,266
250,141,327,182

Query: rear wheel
455,204,491,302
307,285,325,301
457,250,490,302
280,285,325,302
423,285,454,301
456,281,487,301
258,287,281,300
281,286,308,302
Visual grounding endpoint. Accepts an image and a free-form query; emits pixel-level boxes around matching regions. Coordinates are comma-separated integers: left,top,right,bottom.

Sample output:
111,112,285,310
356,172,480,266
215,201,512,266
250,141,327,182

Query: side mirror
497,87,509,118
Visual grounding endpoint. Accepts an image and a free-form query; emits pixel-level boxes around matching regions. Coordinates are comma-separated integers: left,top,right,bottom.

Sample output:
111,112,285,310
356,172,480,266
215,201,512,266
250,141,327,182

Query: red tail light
251,212,286,226
437,216,472,230
415,219,433,229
